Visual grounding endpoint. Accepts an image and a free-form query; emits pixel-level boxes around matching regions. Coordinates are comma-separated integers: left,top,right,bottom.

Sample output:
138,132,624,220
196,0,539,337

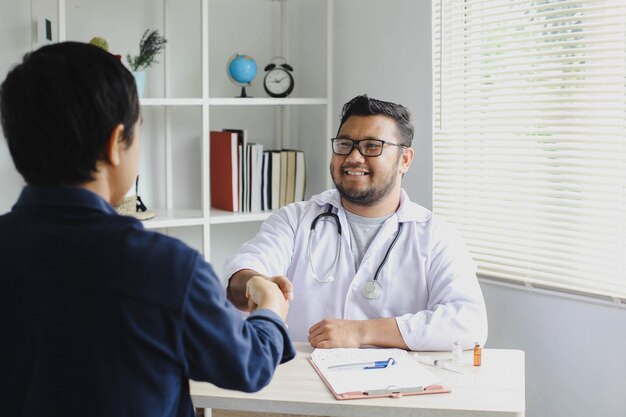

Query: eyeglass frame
330,137,407,157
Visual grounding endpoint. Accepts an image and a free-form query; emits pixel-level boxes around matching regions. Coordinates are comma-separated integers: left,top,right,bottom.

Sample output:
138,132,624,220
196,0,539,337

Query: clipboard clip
366,386,424,398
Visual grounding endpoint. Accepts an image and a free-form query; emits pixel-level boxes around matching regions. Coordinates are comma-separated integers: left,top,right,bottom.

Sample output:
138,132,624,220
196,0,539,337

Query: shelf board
208,97,328,106
210,208,274,224
140,208,275,228
141,209,204,229
140,98,204,106
139,98,327,107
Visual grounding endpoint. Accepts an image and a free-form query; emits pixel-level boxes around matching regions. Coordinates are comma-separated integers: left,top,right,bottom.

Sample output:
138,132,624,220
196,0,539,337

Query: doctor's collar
311,189,432,224
311,189,342,209
395,190,433,224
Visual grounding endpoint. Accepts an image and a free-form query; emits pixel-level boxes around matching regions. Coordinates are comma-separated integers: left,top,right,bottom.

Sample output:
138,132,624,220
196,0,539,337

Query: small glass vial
452,340,463,362
473,342,482,366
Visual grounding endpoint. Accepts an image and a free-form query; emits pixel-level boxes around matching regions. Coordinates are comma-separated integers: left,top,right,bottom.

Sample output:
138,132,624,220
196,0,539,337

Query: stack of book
210,129,306,212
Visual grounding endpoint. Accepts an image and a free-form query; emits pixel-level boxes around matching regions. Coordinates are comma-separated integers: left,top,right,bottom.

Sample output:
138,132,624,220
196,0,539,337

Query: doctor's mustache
340,163,371,171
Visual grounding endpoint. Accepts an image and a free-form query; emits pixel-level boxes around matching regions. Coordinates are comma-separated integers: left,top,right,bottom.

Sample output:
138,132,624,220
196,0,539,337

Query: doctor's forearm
361,318,409,350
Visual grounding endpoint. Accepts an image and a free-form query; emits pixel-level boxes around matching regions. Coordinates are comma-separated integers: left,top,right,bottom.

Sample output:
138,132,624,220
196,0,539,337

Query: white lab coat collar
310,189,432,224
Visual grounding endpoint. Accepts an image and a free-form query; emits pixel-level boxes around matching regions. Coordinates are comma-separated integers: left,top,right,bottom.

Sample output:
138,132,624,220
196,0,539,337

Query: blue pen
328,357,396,371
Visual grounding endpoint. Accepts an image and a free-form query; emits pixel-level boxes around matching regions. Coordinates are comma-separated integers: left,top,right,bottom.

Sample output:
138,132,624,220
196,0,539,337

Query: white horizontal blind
433,0,626,300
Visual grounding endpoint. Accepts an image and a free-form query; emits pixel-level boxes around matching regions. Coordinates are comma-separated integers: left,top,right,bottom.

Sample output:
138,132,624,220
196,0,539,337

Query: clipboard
309,348,451,400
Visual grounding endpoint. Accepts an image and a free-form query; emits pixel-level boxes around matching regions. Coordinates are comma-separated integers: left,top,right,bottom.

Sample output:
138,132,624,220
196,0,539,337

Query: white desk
190,343,525,417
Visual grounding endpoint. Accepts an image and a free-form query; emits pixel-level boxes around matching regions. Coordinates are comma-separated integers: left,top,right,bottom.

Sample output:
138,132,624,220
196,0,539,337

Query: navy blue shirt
0,186,295,417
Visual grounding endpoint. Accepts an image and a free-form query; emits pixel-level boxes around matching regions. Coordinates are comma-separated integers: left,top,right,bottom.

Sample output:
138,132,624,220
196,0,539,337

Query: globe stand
237,86,251,98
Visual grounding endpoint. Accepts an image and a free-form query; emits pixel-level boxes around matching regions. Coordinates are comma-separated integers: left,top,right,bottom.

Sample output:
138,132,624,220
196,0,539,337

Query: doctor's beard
330,160,400,206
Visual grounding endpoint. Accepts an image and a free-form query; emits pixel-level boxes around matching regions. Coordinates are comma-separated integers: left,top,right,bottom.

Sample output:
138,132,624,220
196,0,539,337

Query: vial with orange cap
473,342,482,366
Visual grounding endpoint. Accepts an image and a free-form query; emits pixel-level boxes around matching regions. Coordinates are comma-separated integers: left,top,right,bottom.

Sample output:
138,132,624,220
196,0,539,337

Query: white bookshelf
140,98,204,106
209,209,274,225
143,209,205,229
209,97,328,106
57,0,333,260
140,98,327,107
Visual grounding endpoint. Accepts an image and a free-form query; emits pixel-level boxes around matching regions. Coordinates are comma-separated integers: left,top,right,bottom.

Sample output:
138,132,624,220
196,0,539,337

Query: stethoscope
307,205,404,300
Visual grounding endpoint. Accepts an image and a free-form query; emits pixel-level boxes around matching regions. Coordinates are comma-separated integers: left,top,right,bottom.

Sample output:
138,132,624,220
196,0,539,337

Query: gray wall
1,1,625,416
332,1,626,416
332,0,432,209
482,279,626,417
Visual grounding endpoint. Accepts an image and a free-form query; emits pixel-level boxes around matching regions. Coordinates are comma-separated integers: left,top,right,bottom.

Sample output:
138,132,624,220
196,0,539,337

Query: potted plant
126,29,167,97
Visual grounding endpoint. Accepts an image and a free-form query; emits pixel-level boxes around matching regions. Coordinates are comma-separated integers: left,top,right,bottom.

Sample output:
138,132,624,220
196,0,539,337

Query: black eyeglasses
330,138,407,157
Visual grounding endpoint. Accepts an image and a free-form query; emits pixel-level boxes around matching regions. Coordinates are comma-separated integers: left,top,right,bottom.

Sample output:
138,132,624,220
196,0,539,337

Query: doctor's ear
399,147,414,173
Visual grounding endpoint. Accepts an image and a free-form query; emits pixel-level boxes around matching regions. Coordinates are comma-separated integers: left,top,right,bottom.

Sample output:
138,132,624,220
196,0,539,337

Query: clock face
264,68,294,98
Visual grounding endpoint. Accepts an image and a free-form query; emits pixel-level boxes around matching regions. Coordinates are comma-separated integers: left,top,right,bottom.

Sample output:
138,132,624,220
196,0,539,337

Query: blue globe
228,54,257,85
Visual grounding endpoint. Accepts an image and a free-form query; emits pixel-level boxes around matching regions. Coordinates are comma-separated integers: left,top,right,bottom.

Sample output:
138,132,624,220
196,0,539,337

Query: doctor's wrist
357,320,374,347
358,318,409,349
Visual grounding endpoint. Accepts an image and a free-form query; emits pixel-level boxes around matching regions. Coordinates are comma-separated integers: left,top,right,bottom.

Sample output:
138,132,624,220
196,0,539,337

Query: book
210,130,239,212
294,150,306,202
223,129,247,212
237,143,242,210
269,151,281,210
255,144,264,211
248,143,264,212
284,150,297,204
309,348,449,400
279,151,288,207
261,151,269,211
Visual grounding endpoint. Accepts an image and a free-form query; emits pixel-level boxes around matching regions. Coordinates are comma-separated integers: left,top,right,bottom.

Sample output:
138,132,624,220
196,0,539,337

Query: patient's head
0,41,140,186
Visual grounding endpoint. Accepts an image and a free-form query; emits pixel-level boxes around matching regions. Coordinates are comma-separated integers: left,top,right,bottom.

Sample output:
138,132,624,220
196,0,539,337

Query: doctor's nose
344,145,366,163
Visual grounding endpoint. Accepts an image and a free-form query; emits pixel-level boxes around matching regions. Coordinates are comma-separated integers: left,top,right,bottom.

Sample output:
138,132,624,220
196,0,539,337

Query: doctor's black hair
0,41,139,185
337,94,414,147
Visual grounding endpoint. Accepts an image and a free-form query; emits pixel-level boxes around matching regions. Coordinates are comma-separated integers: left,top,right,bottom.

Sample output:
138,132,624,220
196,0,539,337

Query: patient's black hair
0,41,139,185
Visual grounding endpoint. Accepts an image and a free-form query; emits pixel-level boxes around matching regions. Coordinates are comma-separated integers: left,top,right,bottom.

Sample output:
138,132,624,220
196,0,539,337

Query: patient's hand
246,276,289,321
266,275,294,302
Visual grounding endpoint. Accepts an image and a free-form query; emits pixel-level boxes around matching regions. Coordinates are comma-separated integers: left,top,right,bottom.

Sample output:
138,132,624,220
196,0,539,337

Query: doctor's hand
245,276,289,322
308,318,410,350
308,319,364,349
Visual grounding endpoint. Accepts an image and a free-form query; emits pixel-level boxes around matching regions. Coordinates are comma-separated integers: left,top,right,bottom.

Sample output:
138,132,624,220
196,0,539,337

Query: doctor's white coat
223,189,488,351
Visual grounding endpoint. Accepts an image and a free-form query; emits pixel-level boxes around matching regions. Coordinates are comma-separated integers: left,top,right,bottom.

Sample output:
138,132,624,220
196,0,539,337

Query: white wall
0,0,30,213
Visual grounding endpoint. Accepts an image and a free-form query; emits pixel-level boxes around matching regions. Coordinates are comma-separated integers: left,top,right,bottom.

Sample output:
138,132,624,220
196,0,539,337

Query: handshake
236,270,294,322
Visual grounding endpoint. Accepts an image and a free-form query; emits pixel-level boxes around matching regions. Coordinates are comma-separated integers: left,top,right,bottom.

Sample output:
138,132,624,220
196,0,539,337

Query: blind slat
433,0,626,299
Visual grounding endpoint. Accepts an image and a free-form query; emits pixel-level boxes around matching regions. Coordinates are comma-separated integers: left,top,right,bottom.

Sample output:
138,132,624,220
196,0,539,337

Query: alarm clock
263,57,294,98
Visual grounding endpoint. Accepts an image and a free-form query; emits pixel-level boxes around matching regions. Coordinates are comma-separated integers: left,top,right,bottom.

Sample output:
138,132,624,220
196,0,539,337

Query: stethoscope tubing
372,222,403,284
307,204,403,298
308,206,341,283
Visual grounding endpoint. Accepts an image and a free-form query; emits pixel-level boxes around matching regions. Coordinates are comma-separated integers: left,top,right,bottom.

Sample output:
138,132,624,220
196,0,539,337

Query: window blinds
433,0,626,300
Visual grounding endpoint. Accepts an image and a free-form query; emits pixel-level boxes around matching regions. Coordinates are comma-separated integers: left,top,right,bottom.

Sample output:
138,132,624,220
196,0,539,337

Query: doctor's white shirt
223,189,488,351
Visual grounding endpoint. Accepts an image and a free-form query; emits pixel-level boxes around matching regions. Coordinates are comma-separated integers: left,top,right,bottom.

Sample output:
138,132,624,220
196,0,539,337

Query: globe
227,53,257,97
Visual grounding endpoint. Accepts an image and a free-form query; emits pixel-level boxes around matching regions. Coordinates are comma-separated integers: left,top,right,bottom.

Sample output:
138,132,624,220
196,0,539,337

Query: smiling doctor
225,95,487,351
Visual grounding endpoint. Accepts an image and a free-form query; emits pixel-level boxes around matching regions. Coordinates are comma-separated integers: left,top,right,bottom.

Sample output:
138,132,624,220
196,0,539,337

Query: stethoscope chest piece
361,280,383,299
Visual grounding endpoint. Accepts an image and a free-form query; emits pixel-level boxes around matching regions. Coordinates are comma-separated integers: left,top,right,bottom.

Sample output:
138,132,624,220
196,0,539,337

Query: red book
210,131,239,212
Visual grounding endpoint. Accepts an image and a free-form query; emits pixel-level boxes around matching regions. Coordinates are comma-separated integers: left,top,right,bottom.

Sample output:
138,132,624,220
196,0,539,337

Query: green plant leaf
127,29,167,71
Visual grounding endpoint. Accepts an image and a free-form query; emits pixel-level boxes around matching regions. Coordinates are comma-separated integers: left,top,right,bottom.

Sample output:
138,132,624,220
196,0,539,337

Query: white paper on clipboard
310,348,441,397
